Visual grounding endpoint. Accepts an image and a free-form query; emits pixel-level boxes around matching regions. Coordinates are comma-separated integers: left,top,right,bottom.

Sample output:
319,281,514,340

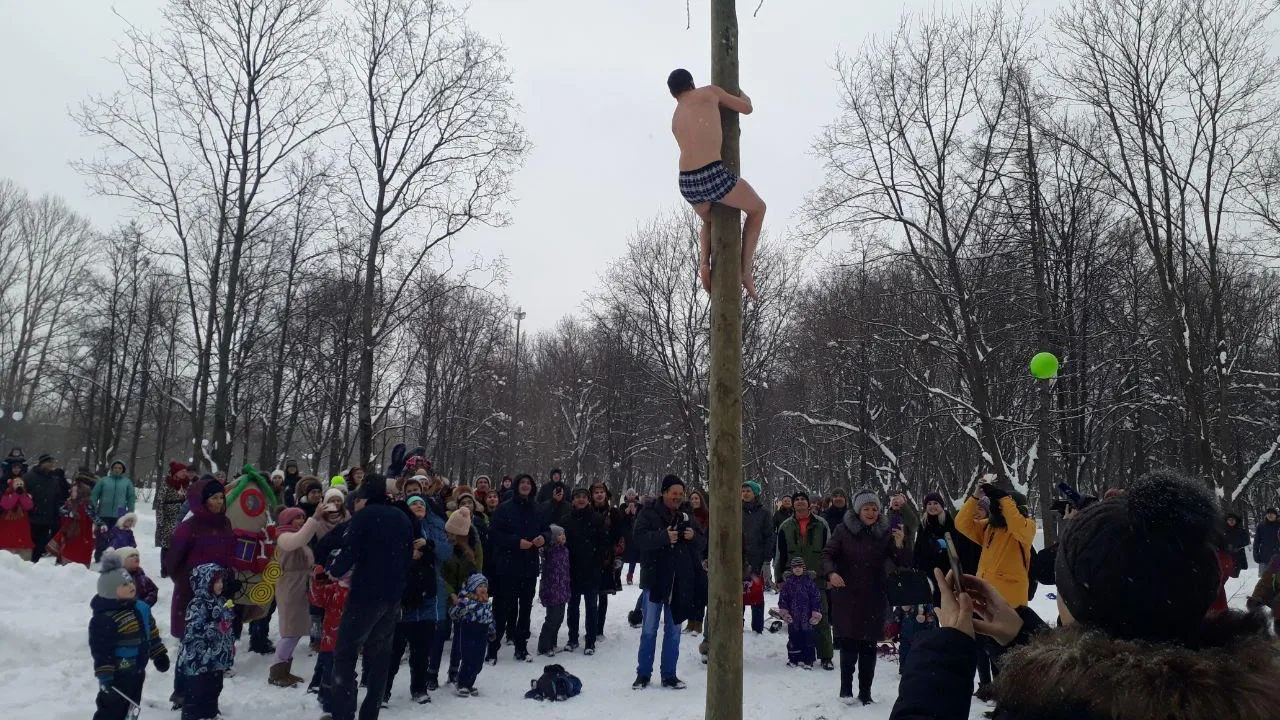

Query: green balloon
1030,352,1059,379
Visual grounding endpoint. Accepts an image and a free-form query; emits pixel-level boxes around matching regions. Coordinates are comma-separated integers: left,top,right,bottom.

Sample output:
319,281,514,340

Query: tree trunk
706,2,744,719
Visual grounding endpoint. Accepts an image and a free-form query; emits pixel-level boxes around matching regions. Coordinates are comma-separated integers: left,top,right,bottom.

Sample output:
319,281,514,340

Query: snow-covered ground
0,508,1259,720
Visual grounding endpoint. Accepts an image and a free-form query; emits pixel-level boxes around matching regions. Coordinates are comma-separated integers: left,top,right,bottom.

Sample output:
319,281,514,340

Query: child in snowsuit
90,552,170,720
112,547,160,607
0,476,35,560
893,603,935,668
307,564,350,711
449,573,496,697
536,524,572,656
776,556,823,669
177,563,235,720
105,512,138,551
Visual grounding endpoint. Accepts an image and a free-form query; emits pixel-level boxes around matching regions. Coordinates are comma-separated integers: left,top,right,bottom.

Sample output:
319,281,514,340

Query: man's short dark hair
668,68,695,96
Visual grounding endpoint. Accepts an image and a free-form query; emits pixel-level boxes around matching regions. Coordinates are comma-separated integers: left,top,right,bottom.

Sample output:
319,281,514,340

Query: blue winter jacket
177,563,235,675
402,502,453,623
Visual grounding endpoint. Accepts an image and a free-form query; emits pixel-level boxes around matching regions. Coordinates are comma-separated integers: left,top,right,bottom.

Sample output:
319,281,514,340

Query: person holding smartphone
890,471,1272,720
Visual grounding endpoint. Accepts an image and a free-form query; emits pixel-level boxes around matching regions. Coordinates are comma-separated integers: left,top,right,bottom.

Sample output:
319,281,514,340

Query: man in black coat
488,474,552,662
25,453,67,563
631,475,705,690
590,482,625,634
1254,508,1280,568
823,488,849,530
563,487,609,653
326,475,414,720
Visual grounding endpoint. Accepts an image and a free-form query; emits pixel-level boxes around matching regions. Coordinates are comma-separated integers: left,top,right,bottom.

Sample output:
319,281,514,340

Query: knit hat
923,491,945,506
788,556,807,571
791,491,810,505
830,488,848,499
549,524,566,541
271,469,285,480
445,507,472,536
324,487,346,505
661,475,684,493
851,491,881,512
462,572,489,596
201,479,225,503
406,495,426,508
742,480,762,499
1055,470,1221,644
358,474,389,503
571,486,590,499
1267,508,1280,517
330,475,347,488
977,496,992,515
113,546,141,563
97,551,135,598
37,453,54,464
277,506,306,529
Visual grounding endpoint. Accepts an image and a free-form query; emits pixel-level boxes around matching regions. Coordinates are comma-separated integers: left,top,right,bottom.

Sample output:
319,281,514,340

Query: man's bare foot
743,274,759,302
700,263,712,293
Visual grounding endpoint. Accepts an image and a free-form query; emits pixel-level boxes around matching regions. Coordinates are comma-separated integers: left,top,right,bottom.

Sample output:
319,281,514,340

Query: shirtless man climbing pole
668,68,766,301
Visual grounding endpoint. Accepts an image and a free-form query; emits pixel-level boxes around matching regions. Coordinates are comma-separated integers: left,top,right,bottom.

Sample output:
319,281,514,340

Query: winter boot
424,671,439,692
685,618,703,634
269,661,299,688
284,658,305,685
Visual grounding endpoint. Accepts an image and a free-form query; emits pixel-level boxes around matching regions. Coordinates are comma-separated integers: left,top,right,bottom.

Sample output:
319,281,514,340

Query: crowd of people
2,442,1279,719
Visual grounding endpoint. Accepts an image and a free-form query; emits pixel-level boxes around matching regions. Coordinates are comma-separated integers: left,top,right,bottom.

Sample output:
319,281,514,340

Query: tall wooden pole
706,1,744,719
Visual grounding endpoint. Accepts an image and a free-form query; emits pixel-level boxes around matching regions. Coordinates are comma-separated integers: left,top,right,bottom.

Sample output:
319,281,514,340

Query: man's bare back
666,70,765,300
672,86,732,171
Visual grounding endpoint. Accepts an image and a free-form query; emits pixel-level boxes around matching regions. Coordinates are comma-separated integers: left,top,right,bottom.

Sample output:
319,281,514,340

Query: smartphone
942,532,965,594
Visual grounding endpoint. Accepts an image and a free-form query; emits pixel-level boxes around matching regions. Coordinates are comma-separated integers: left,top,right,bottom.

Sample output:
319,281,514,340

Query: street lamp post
508,307,527,474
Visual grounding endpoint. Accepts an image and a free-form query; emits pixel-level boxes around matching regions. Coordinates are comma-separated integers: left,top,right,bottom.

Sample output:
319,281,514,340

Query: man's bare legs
717,179,766,300
694,179,765,300
693,203,713,292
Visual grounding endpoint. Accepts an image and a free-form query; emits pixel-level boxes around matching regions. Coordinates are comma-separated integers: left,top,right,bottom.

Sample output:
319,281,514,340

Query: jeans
537,603,566,654
181,671,223,720
786,625,816,665
331,599,400,720
745,602,764,633
492,575,536,653
93,669,143,720
387,619,435,697
635,590,682,680
568,586,600,648
838,638,876,699
454,621,489,690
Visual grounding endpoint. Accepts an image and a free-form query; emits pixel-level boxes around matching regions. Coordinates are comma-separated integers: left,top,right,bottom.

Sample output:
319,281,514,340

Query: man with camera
631,474,706,691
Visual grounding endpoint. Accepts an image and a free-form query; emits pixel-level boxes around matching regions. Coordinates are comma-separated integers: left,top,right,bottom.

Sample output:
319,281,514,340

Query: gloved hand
809,611,822,626
777,609,793,625
153,652,170,673
979,483,1007,501
95,524,108,536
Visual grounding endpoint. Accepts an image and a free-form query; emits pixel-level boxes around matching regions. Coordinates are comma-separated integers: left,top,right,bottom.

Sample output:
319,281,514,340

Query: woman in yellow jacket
954,480,1037,608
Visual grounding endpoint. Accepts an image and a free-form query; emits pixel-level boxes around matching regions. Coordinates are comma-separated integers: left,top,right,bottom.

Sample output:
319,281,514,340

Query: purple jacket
130,567,159,607
539,543,571,607
163,478,234,638
777,571,823,631
105,526,136,550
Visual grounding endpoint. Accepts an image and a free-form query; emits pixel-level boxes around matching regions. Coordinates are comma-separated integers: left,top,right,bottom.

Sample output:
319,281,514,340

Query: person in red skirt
0,475,35,559
50,473,98,566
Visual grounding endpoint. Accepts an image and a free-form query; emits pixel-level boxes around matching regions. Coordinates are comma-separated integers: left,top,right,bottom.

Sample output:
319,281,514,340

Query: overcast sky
1,0,1025,333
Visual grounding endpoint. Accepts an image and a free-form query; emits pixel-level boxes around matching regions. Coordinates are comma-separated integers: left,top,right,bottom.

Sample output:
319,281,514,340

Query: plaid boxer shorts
679,161,739,205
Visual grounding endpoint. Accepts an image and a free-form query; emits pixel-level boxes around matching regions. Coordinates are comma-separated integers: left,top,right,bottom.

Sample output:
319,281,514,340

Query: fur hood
995,609,1280,720
842,507,888,539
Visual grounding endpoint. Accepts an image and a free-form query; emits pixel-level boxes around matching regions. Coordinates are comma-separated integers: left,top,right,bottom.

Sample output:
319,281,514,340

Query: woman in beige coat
268,494,345,686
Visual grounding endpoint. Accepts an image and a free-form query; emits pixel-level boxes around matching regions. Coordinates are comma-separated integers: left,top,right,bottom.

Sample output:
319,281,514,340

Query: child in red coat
307,564,350,711
50,475,97,567
0,477,35,560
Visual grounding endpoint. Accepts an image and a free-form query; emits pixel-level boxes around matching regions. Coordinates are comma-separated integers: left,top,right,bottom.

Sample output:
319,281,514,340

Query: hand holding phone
942,532,966,595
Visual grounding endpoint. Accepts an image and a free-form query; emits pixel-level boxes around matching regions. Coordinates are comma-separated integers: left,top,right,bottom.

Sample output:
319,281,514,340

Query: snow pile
0,507,1259,720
